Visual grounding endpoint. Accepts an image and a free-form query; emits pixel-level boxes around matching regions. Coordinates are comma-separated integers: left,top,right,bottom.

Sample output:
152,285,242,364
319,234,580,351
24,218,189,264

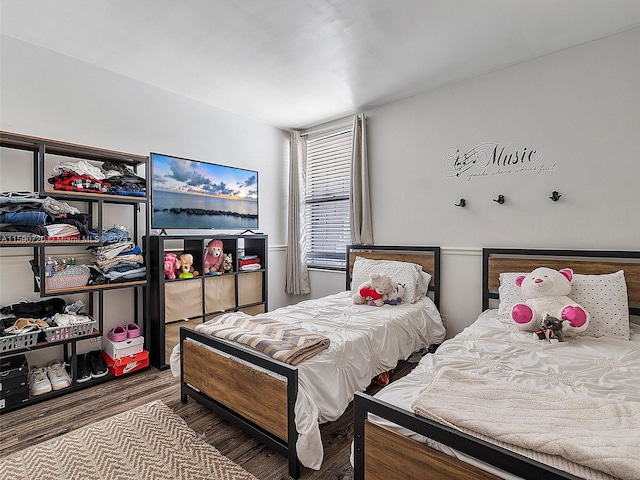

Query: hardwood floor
0,360,418,480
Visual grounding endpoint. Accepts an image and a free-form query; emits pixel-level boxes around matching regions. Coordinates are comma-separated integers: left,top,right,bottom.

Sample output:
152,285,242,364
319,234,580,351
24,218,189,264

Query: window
304,126,353,269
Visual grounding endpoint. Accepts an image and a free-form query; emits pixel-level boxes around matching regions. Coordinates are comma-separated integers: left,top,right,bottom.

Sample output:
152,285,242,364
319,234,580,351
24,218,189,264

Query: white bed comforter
170,291,445,470
368,309,640,480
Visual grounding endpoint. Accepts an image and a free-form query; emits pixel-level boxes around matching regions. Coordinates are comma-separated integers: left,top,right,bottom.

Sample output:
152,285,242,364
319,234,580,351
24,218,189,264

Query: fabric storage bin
238,271,263,305
102,350,149,376
103,336,144,359
164,280,203,323
205,274,235,312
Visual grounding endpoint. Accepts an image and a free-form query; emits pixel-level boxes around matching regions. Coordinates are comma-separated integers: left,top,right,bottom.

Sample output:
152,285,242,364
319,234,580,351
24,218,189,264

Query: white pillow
497,270,630,339
497,272,527,316
416,271,432,299
351,256,422,304
570,271,629,339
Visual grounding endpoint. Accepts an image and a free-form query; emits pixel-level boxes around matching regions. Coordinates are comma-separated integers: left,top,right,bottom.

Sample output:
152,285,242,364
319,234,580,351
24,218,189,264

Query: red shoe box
102,350,149,376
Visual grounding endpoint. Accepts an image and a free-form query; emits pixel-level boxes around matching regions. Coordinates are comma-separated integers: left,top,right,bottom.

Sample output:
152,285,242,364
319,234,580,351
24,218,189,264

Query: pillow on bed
570,271,629,339
497,272,527,316
416,271,432,299
497,270,630,339
351,256,424,304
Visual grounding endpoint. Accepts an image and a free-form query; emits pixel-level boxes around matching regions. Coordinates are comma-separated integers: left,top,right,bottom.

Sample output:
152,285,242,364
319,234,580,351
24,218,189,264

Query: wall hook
550,191,562,202
493,194,505,204
455,199,466,207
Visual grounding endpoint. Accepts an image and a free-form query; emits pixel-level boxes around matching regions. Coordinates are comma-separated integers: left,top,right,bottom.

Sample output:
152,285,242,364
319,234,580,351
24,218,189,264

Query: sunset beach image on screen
150,152,258,230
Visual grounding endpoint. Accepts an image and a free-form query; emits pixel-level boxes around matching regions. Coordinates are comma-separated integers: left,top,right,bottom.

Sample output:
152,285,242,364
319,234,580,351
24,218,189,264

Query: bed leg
180,382,187,404
288,456,300,479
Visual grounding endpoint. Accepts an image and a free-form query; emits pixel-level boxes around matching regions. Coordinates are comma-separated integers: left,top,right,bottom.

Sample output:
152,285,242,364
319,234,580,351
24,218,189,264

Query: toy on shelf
204,239,224,275
163,252,181,280
223,253,233,273
178,253,195,279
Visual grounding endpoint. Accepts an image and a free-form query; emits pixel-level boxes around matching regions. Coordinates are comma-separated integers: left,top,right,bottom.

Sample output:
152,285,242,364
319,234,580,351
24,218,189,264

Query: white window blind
305,127,353,269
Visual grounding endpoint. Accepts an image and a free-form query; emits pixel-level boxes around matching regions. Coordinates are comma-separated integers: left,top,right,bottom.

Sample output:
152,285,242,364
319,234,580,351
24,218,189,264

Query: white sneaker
28,367,52,396
47,361,72,390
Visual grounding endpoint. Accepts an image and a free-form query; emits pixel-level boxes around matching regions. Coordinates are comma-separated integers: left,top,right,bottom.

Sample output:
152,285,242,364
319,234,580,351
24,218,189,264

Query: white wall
306,27,640,337
365,27,640,336
0,36,290,363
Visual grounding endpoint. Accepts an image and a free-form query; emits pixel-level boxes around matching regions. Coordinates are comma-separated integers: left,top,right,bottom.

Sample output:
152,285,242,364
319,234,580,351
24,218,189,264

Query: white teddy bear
511,267,589,336
353,273,397,307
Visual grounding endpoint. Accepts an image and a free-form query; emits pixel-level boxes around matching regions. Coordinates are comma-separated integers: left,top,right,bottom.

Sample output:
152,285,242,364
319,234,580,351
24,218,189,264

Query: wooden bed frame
180,244,441,479
353,248,640,480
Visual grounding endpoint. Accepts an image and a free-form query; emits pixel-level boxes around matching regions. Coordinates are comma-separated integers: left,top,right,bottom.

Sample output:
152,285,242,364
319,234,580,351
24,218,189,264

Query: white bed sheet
170,290,445,470
365,309,640,479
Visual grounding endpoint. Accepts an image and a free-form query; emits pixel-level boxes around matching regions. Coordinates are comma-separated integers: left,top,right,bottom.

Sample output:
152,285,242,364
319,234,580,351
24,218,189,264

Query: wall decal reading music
444,142,555,181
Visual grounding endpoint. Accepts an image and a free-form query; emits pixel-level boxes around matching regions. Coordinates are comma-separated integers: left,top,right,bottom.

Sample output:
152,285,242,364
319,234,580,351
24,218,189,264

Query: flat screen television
150,152,258,230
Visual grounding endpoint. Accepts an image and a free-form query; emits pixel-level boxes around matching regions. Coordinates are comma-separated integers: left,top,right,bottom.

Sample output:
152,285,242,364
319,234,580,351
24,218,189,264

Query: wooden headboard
482,248,640,315
346,245,440,308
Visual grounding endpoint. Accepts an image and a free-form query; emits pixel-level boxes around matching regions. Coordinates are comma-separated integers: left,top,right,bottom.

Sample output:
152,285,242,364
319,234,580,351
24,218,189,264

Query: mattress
365,309,640,479
171,290,445,469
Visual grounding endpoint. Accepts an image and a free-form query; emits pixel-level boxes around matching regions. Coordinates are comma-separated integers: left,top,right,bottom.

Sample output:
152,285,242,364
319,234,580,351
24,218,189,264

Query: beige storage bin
238,272,263,306
164,280,203,323
205,275,235,313
239,304,266,316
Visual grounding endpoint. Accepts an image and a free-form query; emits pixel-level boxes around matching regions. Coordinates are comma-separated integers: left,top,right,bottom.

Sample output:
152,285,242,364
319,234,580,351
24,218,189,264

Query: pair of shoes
107,323,140,342
47,361,72,390
85,350,108,378
28,367,52,396
75,354,92,383
28,361,72,395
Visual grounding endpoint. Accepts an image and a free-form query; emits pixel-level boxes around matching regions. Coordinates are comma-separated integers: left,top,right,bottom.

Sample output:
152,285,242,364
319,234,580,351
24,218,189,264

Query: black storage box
0,389,30,410
0,354,28,392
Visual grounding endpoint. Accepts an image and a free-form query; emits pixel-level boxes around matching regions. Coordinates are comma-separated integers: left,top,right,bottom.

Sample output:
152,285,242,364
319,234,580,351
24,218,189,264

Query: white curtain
285,131,311,295
350,113,373,245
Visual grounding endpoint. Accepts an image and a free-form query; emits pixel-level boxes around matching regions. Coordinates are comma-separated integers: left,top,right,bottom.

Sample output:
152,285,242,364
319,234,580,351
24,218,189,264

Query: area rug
0,401,258,480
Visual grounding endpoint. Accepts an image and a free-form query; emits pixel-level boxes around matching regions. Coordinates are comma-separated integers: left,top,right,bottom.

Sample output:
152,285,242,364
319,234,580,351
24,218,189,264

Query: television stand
159,229,168,236
240,229,262,235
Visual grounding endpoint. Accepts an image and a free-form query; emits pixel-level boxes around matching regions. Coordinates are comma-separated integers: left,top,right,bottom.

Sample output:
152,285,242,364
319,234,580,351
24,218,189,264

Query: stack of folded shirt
101,162,146,197
238,255,261,271
0,192,86,241
89,227,146,283
47,159,146,197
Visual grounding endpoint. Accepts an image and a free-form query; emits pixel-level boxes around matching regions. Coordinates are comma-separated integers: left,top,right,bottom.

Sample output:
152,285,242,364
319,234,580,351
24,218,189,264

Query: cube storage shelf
0,131,149,413
148,234,268,369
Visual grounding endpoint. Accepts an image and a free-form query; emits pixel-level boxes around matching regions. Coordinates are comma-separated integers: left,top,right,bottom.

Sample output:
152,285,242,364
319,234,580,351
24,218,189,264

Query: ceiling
1,0,640,130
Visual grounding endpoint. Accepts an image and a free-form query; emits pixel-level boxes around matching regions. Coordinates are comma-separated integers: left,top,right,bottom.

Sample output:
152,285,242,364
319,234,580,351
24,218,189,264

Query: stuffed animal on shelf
223,253,233,273
178,253,194,279
534,314,565,343
353,272,398,307
163,252,181,280
204,239,224,274
511,267,589,336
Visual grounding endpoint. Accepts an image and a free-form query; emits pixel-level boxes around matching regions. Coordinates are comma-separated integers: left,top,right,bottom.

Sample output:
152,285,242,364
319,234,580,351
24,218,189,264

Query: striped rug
0,401,257,480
